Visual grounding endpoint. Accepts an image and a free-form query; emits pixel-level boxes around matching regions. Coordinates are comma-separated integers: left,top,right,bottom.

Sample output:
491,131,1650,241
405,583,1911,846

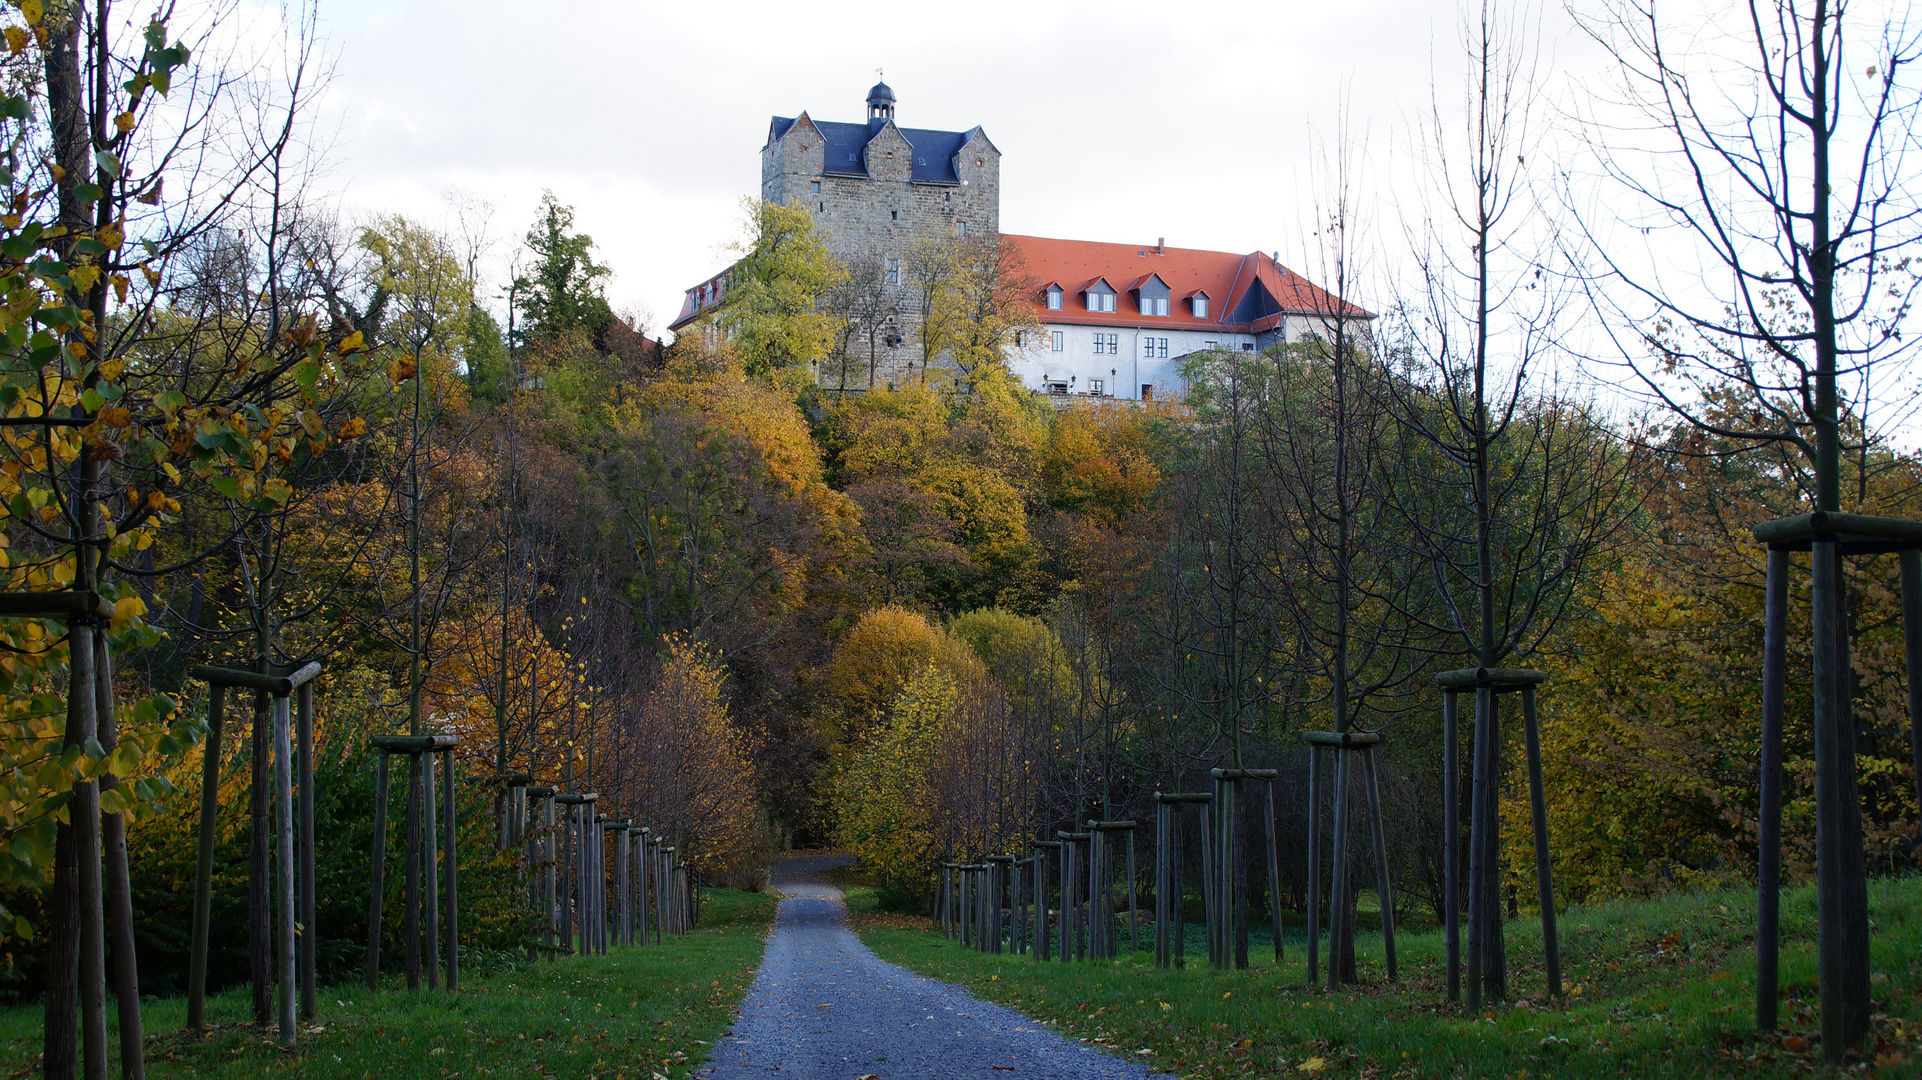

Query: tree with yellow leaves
714,200,846,386
602,636,763,877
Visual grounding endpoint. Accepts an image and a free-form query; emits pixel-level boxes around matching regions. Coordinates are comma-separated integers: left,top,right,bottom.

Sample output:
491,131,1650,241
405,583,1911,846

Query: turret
866,79,895,126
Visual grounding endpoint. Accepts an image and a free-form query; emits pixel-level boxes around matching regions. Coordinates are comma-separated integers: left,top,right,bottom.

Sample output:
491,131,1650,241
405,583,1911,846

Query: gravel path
700,853,1159,1080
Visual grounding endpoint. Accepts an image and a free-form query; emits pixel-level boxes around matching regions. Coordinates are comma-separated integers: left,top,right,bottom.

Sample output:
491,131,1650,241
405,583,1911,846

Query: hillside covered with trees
1,4,1918,1077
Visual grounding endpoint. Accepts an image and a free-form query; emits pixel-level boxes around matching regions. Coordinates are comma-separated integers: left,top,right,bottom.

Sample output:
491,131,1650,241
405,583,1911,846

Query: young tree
0,1,352,1071
1570,0,1922,1055
1255,126,1434,986
1392,0,1633,1005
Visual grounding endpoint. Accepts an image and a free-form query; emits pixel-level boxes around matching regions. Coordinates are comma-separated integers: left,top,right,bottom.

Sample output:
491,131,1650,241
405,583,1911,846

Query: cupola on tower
866,79,895,125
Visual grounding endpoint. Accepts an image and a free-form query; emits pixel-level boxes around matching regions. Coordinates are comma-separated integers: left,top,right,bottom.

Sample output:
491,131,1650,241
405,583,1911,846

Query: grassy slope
0,888,775,1080
844,874,1922,1079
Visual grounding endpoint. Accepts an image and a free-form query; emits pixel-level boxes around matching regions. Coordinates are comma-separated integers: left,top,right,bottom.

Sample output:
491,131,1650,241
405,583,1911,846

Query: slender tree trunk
42,11,95,1074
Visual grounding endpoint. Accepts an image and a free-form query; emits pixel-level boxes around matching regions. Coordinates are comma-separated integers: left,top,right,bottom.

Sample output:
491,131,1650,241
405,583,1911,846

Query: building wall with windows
1008,321,1271,400
1002,236,1372,401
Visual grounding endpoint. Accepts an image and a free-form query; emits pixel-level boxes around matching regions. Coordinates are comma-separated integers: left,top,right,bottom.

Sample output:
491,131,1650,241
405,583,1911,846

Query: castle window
1015,330,1026,347
809,180,821,194
886,259,900,285
956,222,967,237
891,210,898,221
1051,331,1064,352
1090,379,1104,396
1046,286,1063,311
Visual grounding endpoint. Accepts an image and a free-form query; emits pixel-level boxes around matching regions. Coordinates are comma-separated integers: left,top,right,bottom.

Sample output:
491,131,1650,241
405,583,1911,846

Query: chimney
1156,237,1165,255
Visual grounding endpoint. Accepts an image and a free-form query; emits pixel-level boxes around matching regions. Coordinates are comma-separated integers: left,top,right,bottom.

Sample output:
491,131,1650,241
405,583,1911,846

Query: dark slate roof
768,116,980,185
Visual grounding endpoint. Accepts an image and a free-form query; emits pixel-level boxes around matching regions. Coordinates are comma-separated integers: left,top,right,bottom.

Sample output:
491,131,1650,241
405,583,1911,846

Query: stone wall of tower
761,117,1001,389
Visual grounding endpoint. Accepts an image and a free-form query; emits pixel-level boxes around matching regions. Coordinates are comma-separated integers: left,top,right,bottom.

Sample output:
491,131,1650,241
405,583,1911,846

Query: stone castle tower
760,81,1000,384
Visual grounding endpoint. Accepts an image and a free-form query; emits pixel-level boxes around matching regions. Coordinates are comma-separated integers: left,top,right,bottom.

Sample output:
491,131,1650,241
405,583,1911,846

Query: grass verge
1,888,776,1080
848,876,1922,1079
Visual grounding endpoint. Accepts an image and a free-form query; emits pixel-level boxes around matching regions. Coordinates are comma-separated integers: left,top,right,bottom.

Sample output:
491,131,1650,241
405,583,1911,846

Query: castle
670,82,1366,399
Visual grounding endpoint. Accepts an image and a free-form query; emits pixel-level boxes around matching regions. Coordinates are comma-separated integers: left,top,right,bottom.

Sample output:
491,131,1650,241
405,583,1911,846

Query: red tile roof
1005,234,1370,331
669,265,737,331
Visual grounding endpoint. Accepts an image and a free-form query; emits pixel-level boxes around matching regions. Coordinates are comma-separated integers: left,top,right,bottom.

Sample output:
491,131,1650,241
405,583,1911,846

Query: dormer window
1188,290,1211,319
1085,280,1117,313
1046,285,1063,311
1132,273,1172,316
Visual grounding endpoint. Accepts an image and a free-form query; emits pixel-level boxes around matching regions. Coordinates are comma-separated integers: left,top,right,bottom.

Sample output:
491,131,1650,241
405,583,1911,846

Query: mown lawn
0,888,776,1080
844,874,1922,1079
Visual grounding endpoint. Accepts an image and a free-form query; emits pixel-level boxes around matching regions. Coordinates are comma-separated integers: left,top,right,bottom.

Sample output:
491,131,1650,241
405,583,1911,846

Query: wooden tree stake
366,752,390,990
273,696,296,1046
187,684,227,1029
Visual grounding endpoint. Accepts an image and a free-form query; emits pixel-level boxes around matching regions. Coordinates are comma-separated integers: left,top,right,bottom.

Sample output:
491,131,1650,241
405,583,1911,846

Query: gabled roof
1082,277,1116,293
769,115,981,184
1129,272,1170,292
956,126,999,158
1006,235,1371,331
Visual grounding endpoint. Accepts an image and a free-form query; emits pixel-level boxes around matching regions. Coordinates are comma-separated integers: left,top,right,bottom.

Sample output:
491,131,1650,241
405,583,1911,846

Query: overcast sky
265,0,1920,447
306,0,1609,336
